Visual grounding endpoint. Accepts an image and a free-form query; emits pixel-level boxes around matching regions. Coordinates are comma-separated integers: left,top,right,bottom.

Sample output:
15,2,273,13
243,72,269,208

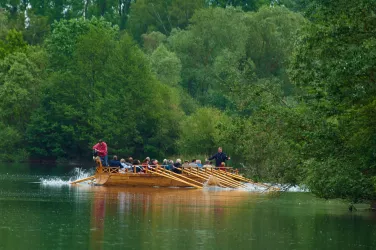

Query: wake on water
203,182,308,192
39,168,308,192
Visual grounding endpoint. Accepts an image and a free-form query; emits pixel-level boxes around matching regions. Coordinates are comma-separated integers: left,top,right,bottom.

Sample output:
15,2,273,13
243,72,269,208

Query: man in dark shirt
109,155,121,167
208,147,230,167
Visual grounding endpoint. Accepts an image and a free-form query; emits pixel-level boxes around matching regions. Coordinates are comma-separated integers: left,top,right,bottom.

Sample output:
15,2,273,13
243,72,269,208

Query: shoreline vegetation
1,0,376,204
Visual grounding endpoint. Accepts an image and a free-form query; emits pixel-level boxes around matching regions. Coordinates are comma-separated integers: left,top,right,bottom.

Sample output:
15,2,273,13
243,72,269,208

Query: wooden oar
159,168,204,187
71,175,95,184
199,168,246,188
150,169,202,189
210,170,250,187
222,171,280,191
179,168,239,188
206,169,247,188
178,168,229,188
219,170,271,189
189,169,240,188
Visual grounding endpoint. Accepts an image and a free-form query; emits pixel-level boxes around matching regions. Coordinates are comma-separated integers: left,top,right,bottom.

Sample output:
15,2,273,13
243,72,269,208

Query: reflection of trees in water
90,192,106,250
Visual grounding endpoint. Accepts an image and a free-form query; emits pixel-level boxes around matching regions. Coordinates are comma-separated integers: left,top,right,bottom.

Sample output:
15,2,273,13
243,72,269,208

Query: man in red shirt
93,139,108,166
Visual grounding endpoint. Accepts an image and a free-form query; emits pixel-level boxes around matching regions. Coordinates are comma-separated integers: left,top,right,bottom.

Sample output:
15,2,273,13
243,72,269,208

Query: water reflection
90,191,106,250
86,187,258,249
75,186,376,250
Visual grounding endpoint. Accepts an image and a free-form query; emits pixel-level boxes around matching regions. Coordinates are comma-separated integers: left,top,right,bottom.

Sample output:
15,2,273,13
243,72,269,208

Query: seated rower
196,159,203,168
172,159,182,174
167,160,174,171
120,158,132,171
142,158,150,172
219,162,226,171
133,159,143,173
109,155,121,172
182,160,190,168
151,159,159,169
189,159,198,167
109,155,121,167
203,160,213,169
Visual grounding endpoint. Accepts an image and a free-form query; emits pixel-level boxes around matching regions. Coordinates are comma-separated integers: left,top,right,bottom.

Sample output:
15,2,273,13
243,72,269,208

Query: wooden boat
71,158,274,190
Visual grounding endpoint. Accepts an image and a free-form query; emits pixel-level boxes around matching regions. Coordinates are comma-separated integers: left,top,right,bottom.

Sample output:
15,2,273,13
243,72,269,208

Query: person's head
205,160,210,165
146,157,150,161
196,159,201,164
168,160,174,164
184,160,189,164
163,159,167,164
120,158,125,163
99,139,103,145
133,159,140,165
113,155,118,160
221,162,225,167
218,147,222,153
128,157,133,162
191,159,196,163
176,159,181,164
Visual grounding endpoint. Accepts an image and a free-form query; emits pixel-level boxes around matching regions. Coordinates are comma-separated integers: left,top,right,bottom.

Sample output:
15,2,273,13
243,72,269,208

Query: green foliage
290,0,376,201
168,6,305,107
150,44,182,86
23,14,50,45
142,31,167,53
212,0,270,11
0,29,27,59
0,122,28,162
27,20,184,159
178,107,233,156
127,0,205,41
45,17,118,70
0,10,9,38
0,49,47,130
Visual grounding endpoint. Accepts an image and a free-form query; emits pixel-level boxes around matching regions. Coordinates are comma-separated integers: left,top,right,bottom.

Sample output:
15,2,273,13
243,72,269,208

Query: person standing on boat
208,147,230,167
93,139,108,166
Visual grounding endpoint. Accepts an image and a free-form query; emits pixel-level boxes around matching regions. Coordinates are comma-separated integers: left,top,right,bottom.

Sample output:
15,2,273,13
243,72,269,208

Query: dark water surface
0,163,375,250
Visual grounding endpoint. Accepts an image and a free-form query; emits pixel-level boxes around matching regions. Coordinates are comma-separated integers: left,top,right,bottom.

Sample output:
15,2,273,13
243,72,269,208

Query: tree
150,44,182,86
127,0,205,42
178,107,233,156
27,19,184,159
289,0,376,201
209,0,269,12
142,31,167,53
168,6,305,107
44,17,117,70
0,29,27,59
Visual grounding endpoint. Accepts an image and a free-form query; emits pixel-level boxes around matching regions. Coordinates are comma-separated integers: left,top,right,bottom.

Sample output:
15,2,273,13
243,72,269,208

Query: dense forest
0,0,375,202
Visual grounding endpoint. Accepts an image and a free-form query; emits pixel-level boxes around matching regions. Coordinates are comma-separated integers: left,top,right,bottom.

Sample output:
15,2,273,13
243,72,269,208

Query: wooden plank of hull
96,174,110,185
95,173,203,187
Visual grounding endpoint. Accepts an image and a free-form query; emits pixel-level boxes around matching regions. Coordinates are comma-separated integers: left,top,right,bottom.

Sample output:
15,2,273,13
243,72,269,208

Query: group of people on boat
92,139,231,173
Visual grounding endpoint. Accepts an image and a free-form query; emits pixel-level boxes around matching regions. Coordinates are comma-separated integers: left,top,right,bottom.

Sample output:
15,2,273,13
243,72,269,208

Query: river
0,163,375,250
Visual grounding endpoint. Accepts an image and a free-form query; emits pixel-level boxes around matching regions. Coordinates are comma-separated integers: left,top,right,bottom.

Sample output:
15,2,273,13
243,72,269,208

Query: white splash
203,182,308,193
40,177,70,186
68,168,93,183
40,168,94,186
239,183,309,192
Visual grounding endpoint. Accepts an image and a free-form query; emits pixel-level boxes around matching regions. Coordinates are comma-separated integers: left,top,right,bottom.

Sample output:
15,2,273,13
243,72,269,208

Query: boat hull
95,172,204,187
